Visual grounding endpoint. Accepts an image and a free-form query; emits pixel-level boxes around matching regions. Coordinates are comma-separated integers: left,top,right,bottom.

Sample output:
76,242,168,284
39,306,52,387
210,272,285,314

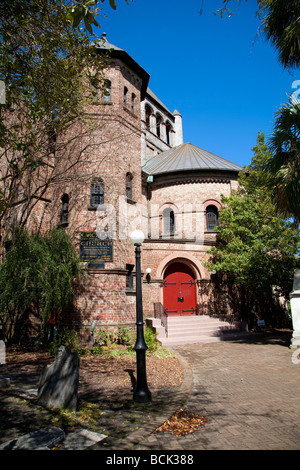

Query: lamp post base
133,390,152,403
133,349,152,403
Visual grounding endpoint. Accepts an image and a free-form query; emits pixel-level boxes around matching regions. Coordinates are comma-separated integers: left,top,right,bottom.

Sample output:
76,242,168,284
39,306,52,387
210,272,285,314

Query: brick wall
139,175,239,318
1,55,145,333
1,49,240,337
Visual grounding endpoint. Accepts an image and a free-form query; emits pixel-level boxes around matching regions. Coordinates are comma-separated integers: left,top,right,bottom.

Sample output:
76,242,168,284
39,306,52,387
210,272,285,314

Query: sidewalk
95,333,300,451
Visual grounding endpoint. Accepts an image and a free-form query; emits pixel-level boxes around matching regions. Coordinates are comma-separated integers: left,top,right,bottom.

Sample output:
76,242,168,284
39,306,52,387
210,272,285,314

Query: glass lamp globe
130,229,145,245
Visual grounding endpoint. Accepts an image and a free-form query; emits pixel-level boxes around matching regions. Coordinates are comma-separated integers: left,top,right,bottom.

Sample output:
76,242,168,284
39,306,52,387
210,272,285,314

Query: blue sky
95,0,298,168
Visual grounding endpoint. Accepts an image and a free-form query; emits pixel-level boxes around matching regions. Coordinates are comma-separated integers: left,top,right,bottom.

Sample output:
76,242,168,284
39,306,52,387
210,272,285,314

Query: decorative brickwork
3,36,243,337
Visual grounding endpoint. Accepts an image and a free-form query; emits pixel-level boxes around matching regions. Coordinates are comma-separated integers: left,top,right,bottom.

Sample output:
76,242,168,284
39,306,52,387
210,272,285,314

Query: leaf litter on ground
153,408,208,436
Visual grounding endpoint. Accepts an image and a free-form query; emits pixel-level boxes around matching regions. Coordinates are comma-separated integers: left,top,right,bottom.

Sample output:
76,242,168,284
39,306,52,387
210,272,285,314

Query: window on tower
90,179,104,207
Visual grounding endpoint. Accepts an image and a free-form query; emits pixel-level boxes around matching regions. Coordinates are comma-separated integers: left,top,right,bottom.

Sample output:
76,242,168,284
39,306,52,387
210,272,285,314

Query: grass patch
46,401,105,432
52,325,175,359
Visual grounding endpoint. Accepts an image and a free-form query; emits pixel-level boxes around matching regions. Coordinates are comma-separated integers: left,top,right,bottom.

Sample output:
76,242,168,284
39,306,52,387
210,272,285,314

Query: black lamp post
130,229,152,403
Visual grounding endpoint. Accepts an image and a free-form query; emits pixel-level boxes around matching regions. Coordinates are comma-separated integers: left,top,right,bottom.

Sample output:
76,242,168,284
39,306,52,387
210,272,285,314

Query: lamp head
130,229,145,245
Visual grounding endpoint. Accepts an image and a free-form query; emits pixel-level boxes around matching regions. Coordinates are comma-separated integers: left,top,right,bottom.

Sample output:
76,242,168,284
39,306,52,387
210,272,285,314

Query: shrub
48,328,79,354
0,226,84,344
144,326,159,353
116,325,134,345
95,328,113,347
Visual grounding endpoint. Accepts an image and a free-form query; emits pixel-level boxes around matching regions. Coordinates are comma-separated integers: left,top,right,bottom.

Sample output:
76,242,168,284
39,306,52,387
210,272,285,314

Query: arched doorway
163,262,197,316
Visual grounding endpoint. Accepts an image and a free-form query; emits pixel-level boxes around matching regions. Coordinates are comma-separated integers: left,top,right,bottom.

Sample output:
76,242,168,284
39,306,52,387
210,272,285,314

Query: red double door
163,262,197,316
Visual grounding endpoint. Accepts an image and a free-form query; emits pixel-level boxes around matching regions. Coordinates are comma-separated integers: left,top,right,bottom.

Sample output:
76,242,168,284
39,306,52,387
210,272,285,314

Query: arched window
90,77,99,101
90,179,104,207
163,208,175,236
206,205,219,232
60,194,69,226
156,114,162,138
102,79,111,103
91,78,111,103
48,126,57,153
126,172,133,200
166,122,172,145
123,87,128,107
131,93,135,113
145,104,152,131
126,264,134,291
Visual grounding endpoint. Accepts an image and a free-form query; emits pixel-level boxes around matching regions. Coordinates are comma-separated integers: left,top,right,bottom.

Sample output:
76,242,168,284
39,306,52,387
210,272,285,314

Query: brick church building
4,35,244,339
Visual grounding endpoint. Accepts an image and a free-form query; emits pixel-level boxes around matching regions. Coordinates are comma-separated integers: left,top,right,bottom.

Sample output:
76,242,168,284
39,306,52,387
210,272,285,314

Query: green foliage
66,0,101,33
207,192,299,292
261,0,300,70
0,0,106,219
116,324,135,345
89,345,104,355
79,325,170,358
48,328,79,354
144,326,159,353
212,1,300,69
0,227,84,344
205,132,300,325
264,98,300,221
47,400,105,432
95,325,135,347
66,0,132,33
95,327,114,347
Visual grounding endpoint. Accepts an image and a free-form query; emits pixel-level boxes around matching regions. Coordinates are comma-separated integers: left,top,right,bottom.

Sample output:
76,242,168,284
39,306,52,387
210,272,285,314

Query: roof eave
96,46,150,100
142,167,244,181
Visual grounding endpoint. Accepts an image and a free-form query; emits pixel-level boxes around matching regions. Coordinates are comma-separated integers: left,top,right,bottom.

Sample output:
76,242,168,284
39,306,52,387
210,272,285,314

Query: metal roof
142,142,244,176
93,33,124,52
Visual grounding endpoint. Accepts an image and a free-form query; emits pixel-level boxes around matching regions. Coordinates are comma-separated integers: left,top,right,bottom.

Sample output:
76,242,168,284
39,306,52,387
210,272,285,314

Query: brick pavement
108,335,300,451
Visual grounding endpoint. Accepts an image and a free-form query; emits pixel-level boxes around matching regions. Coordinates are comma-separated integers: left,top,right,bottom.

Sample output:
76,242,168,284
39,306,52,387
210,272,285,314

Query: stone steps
146,315,250,347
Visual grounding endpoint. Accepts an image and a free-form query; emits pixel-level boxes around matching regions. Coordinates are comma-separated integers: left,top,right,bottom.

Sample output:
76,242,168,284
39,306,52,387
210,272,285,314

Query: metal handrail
154,302,168,338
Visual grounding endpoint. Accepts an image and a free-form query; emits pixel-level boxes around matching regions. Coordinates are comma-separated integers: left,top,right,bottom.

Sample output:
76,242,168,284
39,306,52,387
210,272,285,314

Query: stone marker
290,269,300,349
0,426,65,450
0,427,107,450
59,428,107,450
37,345,79,411
0,339,5,364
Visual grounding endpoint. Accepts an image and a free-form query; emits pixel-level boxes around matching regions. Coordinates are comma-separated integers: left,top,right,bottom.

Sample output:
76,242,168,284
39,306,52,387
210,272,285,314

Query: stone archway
156,253,207,281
